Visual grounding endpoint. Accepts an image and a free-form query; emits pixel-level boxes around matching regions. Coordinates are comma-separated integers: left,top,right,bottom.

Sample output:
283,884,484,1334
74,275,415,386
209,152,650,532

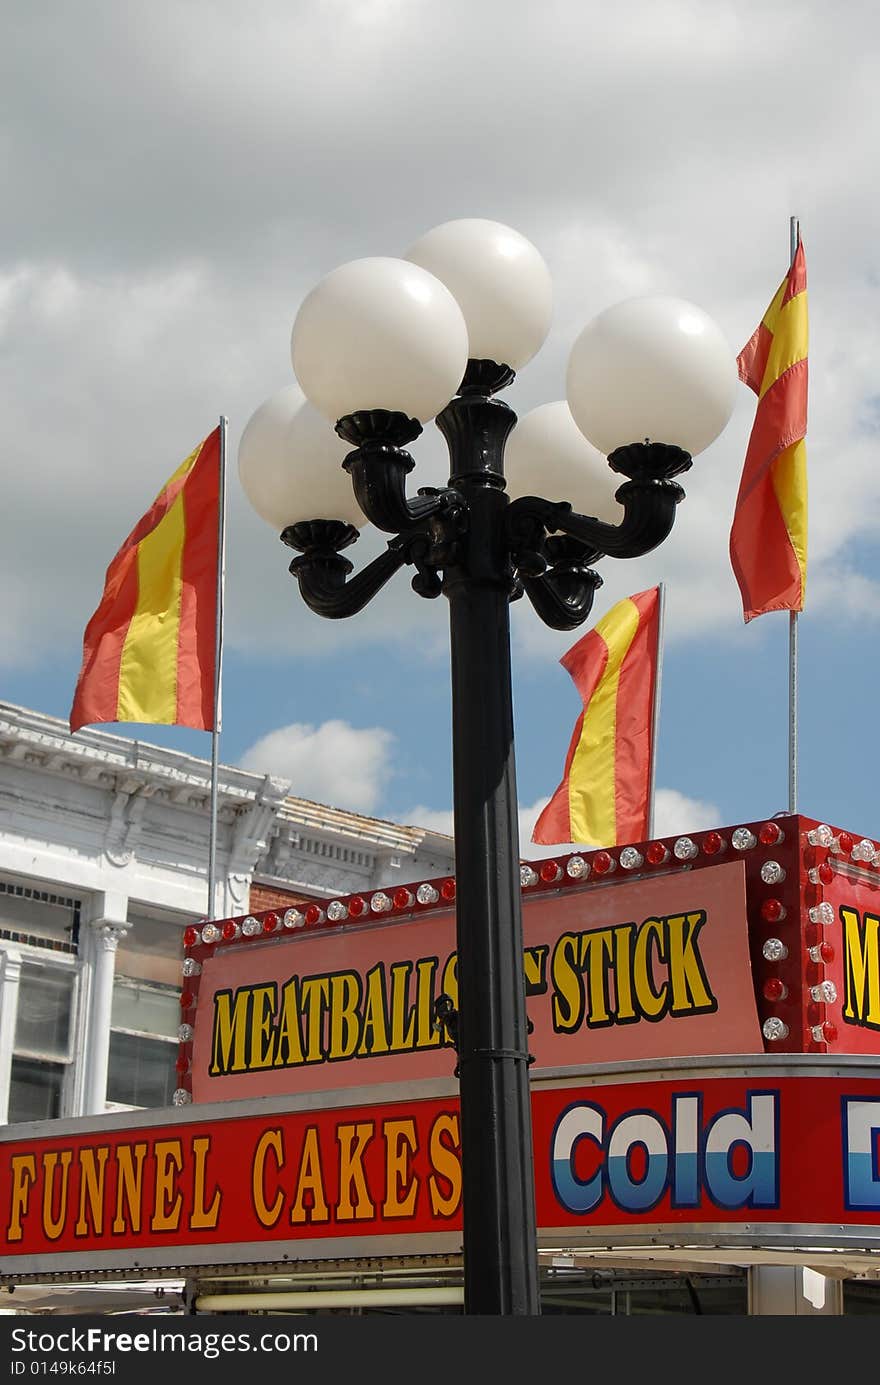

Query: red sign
2,1059,879,1275
532,1067,880,1233
817,864,880,1054
189,861,761,1102
173,813,880,1111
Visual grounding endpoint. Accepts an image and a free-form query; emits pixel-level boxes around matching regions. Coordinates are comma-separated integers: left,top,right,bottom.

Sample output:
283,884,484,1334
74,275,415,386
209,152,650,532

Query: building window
0,882,79,953
107,980,179,1110
9,961,76,1123
8,1058,66,1123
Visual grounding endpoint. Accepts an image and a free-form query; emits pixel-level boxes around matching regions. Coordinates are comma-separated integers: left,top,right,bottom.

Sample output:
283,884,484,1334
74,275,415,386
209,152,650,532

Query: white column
0,950,23,1123
82,892,129,1116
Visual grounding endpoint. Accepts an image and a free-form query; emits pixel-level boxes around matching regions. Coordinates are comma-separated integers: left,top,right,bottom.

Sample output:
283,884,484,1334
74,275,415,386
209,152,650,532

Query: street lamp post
239,219,736,1316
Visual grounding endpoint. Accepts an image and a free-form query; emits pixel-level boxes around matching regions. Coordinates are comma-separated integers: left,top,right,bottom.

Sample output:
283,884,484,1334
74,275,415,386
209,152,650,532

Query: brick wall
248,881,325,914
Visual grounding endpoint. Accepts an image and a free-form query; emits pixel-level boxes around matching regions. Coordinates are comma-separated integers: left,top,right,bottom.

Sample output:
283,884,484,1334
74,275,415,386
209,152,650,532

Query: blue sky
4,0,880,855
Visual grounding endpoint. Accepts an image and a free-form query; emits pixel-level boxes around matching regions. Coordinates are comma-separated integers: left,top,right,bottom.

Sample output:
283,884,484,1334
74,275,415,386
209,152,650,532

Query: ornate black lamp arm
519,441,691,559
550,478,685,556
282,520,428,620
559,440,692,554
336,410,464,534
521,537,605,631
505,498,604,631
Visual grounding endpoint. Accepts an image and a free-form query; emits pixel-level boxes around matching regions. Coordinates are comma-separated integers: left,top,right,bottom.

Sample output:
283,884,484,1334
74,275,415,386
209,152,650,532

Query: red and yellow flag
532,586,660,848
70,428,221,734
729,239,808,622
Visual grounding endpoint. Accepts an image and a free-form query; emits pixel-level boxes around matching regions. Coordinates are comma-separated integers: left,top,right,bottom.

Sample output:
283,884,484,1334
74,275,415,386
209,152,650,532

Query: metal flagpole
788,215,799,815
206,416,228,919
647,581,665,838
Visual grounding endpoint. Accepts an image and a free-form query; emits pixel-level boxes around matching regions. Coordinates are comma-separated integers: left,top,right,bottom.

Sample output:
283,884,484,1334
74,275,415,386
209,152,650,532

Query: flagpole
647,581,665,838
788,215,799,815
207,416,228,919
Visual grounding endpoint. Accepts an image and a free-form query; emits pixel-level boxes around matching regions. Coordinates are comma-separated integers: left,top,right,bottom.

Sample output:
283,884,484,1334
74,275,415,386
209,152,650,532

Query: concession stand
3,813,880,1315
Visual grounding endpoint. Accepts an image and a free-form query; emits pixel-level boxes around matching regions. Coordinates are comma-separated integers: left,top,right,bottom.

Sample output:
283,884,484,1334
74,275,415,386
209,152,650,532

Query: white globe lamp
566,295,737,458
291,257,469,425
505,401,623,524
238,383,366,531
404,217,553,369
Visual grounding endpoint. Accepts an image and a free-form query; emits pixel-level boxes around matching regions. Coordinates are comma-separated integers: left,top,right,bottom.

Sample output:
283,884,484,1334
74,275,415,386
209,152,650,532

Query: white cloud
517,797,556,859
799,564,880,620
401,799,556,856
518,786,722,857
5,0,880,872
652,788,722,838
402,786,720,860
239,719,395,814
400,805,455,837
3,0,880,674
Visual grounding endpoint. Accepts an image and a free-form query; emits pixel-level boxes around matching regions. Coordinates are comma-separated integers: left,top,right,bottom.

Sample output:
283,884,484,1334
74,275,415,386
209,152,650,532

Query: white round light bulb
505,401,623,524
291,256,469,424
566,295,737,457
404,218,553,369
238,383,366,531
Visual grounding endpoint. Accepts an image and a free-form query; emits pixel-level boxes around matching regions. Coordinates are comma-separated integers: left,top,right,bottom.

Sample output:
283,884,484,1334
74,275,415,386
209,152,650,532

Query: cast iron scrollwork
283,365,692,638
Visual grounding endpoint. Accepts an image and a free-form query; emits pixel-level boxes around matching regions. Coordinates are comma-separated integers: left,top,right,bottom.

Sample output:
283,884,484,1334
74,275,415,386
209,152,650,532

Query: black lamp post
239,219,736,1316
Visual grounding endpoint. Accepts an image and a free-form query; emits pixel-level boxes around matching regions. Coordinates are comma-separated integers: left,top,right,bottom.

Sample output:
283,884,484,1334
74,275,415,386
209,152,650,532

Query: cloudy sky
3,0,880,855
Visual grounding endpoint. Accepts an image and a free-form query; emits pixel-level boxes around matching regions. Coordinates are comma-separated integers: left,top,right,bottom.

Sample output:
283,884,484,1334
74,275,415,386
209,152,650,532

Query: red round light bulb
759,822,783,846
762,977,787,1002
761,898,785,923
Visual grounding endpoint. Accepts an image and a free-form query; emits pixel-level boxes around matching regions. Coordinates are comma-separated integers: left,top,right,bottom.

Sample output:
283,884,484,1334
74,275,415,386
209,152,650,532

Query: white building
0,700,455,1127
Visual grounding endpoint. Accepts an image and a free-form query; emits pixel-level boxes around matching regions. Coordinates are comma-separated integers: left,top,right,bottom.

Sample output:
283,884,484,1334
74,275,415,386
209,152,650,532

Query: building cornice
278,797,452,854
0,702,289,811
0,702,453,860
